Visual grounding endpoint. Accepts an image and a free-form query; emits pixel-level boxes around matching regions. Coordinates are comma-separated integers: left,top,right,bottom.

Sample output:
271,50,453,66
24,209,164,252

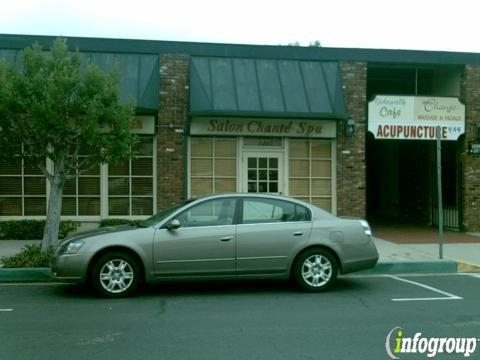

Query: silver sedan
52,193,378,297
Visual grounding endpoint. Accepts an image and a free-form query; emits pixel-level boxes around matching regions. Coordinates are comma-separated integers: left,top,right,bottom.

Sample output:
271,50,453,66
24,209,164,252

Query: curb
0,260,477,283
0,268,52,282
356,260,458,275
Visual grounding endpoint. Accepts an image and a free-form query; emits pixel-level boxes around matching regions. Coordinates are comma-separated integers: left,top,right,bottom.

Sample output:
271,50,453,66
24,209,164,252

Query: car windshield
138,200,194,227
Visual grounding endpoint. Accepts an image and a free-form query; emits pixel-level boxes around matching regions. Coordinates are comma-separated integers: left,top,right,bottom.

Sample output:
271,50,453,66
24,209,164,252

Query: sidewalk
370,224,480,273
375,238,480,265
373,238,480,273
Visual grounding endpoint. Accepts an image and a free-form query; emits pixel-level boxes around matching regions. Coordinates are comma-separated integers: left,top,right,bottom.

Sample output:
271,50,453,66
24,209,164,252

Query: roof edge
189,111,347,120
1,33,480,65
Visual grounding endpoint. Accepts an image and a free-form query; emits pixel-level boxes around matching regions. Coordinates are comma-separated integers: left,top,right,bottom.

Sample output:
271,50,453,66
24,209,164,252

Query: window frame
238,197,312,225
0,153,49,217
171,197,239,228
0,136,157,221
188,137,238,197
287,139,336,214
105,135,157,219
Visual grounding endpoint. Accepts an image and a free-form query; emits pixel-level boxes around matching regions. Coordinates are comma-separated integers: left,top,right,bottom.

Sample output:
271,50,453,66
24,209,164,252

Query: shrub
99,219,141,228
0,220,80,240
58,221,80,239
0,220,44,240
1,244,54,268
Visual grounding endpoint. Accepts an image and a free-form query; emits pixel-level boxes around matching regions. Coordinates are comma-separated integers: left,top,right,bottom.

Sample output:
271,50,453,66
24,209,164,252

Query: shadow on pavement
50,276,373,299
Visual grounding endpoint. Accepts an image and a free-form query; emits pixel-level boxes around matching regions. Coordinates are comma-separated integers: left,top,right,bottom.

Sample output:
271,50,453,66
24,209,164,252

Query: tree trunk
41,173,65,252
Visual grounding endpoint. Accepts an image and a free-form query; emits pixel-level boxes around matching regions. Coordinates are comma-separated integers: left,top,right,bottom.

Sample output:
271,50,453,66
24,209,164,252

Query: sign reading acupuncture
190,118,337,138
368,96,465,140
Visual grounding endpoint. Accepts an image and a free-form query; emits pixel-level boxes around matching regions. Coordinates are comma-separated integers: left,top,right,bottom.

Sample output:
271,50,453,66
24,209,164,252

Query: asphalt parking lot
1,274,480,360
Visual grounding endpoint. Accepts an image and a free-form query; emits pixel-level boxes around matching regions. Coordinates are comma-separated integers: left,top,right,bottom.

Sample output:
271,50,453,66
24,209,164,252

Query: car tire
293,248,338,292
90,251,141,298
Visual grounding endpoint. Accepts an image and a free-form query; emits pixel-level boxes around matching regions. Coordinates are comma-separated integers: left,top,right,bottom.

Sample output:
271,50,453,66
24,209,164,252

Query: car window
242,198,311,224
139,200,194,227
175,198,236,228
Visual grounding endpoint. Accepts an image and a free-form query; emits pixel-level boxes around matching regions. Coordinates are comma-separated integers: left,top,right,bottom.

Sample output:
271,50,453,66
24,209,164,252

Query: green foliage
0,37,137,249
0,37,137,172
287,41,301,46
0,220,80,240
99,219,141,228
286,40,322,47
0,220,44,240
308,40,321,47
1,244,54,268
58,221,81,239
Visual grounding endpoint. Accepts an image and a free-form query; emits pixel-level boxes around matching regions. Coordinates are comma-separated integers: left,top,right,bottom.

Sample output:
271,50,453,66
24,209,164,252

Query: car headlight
63,240,85,255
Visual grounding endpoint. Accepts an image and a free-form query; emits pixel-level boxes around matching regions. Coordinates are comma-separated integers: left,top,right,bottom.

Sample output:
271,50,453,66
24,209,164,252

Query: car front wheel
90,252,141,298
293,248,338,292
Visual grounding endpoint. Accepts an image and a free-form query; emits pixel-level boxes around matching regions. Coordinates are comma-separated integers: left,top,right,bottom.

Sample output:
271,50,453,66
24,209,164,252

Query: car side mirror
165,219,181,230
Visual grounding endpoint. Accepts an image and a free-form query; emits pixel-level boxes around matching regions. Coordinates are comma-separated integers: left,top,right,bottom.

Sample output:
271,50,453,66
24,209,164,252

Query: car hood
61,224,141,244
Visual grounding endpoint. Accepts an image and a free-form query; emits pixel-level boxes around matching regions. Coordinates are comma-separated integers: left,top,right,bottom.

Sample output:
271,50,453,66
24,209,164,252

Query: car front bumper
51,253,90,282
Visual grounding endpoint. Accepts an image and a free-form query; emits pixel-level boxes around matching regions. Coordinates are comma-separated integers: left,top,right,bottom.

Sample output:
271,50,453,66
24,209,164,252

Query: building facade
1,34,479,231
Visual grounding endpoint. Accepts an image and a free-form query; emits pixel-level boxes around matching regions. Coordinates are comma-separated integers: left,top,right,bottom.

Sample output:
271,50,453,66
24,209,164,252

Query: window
0,154,47,216
247,156,279,193
62,154,100,216
108,136,155,216
242,198,310,224
175,198,236,228
190,138,236,196
289,139,333,212
0,135,156,219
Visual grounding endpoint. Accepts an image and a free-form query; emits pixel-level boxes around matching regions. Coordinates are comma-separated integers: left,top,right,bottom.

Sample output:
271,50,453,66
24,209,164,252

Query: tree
0,38,136,251
286,40,322,47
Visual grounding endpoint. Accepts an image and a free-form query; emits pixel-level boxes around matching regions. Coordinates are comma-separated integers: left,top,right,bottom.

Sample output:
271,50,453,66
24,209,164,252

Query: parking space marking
386,275,463,302
0,309,13,312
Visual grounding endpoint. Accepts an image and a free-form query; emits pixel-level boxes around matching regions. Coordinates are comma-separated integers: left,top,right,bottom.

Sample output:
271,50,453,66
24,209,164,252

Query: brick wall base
337,62,367,218
157,54,190,211
461,65,480,231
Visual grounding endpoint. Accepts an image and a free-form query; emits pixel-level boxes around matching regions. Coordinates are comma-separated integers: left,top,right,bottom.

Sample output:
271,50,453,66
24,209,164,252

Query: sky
1,0,480,53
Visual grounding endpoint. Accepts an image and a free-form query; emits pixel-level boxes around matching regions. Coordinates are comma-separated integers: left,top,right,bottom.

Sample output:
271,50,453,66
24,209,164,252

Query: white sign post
436,126,444,259
368,95,466,259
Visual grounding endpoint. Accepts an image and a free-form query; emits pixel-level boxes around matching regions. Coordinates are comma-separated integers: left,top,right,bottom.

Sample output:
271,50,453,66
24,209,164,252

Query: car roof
191,192,305,202
190,192,319,211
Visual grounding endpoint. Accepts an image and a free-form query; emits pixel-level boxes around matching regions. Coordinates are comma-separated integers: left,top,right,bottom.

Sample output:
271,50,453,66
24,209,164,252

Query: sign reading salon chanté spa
190,118,337,138
368,96,465,140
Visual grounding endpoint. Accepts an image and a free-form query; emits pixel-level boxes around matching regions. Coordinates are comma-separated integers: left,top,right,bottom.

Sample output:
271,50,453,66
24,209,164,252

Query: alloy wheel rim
301,254,332,287
99,259,134,294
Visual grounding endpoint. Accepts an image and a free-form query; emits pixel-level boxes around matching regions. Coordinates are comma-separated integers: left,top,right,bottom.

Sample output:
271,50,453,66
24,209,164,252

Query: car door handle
293,232,303,236
220,236,233,242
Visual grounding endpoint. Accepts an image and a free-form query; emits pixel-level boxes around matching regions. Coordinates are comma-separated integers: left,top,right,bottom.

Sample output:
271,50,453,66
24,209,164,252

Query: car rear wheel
90,252,141,298
293,248,338,292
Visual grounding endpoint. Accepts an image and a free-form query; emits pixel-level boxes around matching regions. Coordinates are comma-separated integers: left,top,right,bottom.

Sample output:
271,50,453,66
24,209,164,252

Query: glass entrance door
242,152,283,194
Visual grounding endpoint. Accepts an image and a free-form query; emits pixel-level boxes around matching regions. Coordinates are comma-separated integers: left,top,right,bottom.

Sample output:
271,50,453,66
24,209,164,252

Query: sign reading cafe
368,95,465,140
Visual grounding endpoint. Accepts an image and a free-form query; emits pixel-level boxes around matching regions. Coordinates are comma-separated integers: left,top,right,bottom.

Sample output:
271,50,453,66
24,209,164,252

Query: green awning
190,56,347,119
0,49,159,112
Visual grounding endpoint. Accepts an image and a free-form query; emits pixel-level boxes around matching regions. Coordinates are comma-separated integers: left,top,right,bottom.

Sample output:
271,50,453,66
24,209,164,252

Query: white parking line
0,309,13,312
386,275,463,302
